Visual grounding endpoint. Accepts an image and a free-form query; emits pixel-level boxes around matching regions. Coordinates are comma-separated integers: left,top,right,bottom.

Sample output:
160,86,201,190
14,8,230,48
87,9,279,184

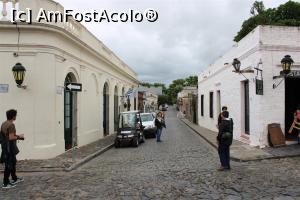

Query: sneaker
11,177,24,185
2,183,16,189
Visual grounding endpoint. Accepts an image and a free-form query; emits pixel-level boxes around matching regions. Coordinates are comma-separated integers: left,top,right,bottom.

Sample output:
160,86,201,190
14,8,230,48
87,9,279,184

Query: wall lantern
231,58,254,80
273,55,294,89
281,55,294,75
12,62,27,89
232,58,241,72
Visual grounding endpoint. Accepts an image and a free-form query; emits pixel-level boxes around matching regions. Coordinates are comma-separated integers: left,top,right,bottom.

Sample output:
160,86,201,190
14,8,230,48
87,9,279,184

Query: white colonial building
0,0,139,159
198,25,300,147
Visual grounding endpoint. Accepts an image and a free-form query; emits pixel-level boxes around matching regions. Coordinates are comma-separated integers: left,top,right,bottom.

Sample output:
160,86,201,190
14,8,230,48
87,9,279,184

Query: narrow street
1,108,300,200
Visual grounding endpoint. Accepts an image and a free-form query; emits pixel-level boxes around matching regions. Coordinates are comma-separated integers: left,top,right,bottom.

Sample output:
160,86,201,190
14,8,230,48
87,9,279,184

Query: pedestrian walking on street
155,112,166,142
217,106,228,129
217,111,233,171
0,109,24,189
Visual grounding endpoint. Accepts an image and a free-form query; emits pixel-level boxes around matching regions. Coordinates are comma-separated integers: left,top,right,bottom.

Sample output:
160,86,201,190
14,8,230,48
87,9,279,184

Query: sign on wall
0,84,9,93
256,79,263,95
66,83,82,92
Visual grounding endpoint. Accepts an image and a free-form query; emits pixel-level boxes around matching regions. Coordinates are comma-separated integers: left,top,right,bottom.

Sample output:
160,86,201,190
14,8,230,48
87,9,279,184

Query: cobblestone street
1,108,300,200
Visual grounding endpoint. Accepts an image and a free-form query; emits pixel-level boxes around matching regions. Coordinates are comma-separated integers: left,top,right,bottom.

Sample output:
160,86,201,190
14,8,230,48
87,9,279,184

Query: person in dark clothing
217,106,228,128
217,111,233,171
1,109,24,189
154,112,166,142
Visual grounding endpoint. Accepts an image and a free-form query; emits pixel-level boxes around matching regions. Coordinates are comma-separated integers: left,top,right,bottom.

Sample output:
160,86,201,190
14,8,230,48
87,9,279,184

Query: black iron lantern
232,58,241,72
12,62,26,86
281,55,294,75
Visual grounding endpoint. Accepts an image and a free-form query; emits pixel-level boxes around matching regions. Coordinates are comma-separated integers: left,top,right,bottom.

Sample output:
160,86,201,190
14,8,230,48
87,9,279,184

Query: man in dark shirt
1,109,24,189
217,106,228,128
217,111,233,171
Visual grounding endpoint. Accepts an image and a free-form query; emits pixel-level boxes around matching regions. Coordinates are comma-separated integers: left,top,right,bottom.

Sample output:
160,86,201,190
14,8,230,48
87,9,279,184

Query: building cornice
0,44,139,86
0,22,139,84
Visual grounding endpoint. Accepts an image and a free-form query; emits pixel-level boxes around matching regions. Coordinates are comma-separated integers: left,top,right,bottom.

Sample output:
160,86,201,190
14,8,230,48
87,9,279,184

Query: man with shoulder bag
216,111,233,171
1,109,24,189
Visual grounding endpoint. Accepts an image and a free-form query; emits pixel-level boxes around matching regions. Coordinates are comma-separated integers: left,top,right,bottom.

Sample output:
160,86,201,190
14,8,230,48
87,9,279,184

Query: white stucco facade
198,26,300,147
0,0,139,159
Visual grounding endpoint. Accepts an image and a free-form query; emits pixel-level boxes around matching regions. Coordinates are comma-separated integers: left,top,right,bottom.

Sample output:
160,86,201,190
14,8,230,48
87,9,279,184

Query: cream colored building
0,0,139,159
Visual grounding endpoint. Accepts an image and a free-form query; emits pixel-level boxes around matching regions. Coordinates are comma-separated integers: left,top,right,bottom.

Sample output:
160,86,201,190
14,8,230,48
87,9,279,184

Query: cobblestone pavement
0,108,300,200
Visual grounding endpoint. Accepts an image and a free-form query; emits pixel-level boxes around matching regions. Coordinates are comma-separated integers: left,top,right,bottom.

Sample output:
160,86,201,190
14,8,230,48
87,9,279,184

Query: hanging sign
290,70,300,77
256,79,263,95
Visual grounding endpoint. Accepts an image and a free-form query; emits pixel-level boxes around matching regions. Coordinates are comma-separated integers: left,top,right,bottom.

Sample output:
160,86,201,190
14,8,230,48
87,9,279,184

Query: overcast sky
55,0,288,84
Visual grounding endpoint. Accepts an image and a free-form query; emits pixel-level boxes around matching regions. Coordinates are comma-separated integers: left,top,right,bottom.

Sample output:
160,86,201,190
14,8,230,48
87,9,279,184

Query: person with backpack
216,111,233,171
1,109,24,189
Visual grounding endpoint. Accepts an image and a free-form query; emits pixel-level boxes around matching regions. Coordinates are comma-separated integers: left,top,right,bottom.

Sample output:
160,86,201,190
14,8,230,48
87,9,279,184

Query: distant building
138,86,162,113
177,87,198,124
198,26,300,147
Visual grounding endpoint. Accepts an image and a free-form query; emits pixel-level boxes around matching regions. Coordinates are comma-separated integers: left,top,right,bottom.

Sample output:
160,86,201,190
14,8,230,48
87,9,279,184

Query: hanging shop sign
289,70,300,78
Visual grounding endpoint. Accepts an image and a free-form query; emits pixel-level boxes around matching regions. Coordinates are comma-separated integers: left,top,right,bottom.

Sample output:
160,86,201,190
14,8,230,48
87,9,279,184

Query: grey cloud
55,0,289,84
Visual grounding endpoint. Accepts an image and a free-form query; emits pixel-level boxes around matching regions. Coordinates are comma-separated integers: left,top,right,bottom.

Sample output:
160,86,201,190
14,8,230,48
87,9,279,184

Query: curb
180,118,300,162
0,143,114,173
64,143,114,172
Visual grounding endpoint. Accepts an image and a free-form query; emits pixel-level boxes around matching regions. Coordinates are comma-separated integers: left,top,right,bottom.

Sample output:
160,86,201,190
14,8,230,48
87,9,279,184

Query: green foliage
234,1,300,42
250,1,265,16
139,82,167,94
158,95,171,106
141,76,198,105
166,76,198,104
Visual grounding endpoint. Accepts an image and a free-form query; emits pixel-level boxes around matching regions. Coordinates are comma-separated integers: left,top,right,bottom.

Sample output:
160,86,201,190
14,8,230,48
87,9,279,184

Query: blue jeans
218,143,230,168
156,128,162,141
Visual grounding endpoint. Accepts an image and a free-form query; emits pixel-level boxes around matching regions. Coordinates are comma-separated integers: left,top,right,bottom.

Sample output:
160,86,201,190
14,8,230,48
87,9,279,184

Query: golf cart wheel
114,140,120,148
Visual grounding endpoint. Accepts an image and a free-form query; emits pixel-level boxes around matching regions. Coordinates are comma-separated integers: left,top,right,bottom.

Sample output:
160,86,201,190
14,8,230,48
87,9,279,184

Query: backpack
0,130,6,163
0,129,6,147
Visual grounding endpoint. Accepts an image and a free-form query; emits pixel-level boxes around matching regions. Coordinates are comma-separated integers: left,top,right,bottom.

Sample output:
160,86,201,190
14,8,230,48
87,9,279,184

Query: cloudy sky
55,0,288,84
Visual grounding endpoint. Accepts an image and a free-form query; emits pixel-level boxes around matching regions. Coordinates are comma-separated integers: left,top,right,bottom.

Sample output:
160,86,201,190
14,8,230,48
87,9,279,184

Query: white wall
198,26,300,147
0,21,138,159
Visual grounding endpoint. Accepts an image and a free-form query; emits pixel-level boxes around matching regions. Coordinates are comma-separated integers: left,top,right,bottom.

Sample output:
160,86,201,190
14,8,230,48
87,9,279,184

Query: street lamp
273,55,295,89
232,58,241,72
281,55,294,75
12,62,27,89
231,58,254,80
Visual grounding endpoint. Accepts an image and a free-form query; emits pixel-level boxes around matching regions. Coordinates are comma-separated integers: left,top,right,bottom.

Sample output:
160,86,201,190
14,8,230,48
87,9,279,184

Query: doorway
64,73,78,150
285,77,300,139
217,91,221,115
114,86,119,131
103,83,109,136
242,81,250,135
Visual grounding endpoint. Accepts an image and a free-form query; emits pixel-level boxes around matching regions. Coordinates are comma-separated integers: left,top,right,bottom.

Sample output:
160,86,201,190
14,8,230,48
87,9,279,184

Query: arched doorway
114,86,119,131
103,82,109,136
64,73,78,150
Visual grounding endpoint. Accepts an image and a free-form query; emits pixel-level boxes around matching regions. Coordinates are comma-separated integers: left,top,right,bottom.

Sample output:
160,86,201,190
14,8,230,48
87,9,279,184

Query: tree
184,76,198,86
139,82,167,94
250,1,265,16
234,1,300,42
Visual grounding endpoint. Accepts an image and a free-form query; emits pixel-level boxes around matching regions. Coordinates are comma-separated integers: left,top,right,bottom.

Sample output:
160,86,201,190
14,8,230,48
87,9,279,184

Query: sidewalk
0,134,115,172
181,118,300,162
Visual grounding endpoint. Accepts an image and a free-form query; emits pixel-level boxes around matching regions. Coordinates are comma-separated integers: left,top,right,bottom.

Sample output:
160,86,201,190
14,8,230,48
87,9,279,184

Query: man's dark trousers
3,154,17,185
218,143,230,169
